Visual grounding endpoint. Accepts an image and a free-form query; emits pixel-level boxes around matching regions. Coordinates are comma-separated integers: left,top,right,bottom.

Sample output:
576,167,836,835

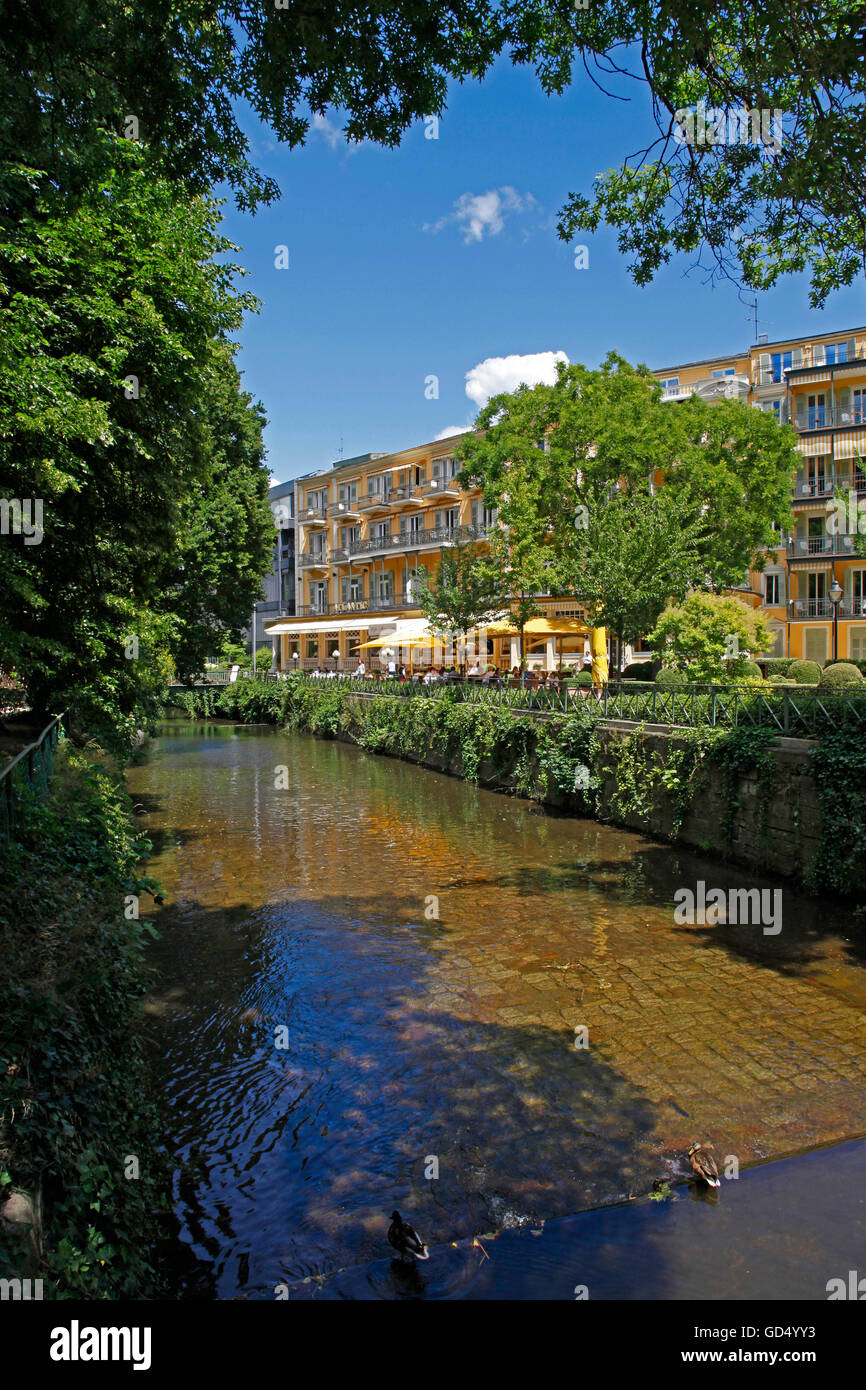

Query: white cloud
424,187,539,243
434,425,472,440
309,113,367,153
464,351,569,408
310,113,343,149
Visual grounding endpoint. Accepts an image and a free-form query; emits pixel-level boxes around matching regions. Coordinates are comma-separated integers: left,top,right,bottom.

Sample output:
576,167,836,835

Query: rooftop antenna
744,294,773,344
337,435,344,460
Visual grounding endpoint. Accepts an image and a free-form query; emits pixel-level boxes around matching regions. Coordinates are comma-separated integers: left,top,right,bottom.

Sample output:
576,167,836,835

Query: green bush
0,747,167,1297
656,667,688,687
819,661,864,689
824,657,866,676
621,661,654,680
741,659,764,679
575,670,594,686
788,658,822,685
763,657,794,677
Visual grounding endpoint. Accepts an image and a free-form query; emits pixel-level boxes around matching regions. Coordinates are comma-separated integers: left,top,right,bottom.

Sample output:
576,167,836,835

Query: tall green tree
0,137,270,742
458,354,795,639
563,485,710,664
415,541,508,671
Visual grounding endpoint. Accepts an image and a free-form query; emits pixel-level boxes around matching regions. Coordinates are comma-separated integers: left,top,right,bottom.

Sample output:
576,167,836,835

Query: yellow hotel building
265,438,589,672
267,324,866,671
653,324,866,664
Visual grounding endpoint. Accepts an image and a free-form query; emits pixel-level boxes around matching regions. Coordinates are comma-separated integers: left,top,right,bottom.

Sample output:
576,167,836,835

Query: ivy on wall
166,678,861,897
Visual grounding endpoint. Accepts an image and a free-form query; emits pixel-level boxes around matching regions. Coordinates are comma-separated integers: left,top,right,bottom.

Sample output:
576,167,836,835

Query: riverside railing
0,712,66,843
299,675,866,734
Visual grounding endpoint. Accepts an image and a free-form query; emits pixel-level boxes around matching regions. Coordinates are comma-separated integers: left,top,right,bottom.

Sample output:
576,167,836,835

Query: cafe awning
484,616,590,637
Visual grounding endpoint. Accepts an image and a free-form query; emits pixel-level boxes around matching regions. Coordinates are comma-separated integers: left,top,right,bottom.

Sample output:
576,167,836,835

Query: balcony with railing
299,548,329,569
787,533,858,560
794,468,866,501
335,522,490,560
358,485,403,511
422,474,461,498
327,499,361,520
788,596,866,620
300,503,328,526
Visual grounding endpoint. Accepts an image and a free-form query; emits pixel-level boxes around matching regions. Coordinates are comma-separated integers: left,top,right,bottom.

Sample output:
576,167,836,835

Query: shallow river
128,721,866,1299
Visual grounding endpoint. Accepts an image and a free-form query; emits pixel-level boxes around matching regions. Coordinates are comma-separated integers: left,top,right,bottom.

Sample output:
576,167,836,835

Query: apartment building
653,326,866,663
264,440,594,671
247,481,297,657
265,324,866,671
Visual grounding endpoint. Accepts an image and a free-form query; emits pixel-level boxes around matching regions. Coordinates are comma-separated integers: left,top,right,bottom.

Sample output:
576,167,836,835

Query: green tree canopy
0,137,272,743
648,591,772,682
415,541,508,669
458,354,795,611
2,3,862,299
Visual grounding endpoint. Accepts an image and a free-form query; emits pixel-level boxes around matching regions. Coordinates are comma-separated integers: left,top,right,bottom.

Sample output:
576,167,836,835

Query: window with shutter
759,352,771,385
847,338,857,361
792,346,804,369
812,343,825,366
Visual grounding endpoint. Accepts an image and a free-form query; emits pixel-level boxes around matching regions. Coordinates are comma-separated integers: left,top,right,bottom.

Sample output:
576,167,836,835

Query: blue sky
218,55,866,484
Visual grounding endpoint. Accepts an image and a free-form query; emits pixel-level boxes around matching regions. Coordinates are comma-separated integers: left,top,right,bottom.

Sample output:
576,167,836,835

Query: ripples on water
128,722,866,1299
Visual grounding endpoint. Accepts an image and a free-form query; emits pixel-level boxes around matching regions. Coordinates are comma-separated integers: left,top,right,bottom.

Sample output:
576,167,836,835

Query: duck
687,1141,720,1188
388,1210,429,1261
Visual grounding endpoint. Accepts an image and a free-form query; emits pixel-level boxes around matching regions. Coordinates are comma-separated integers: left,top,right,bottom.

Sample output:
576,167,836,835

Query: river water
128,721,866,1299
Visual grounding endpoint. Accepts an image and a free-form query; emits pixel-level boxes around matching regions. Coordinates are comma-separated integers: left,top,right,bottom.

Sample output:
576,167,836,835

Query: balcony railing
423,476,461,497
299,550,329,568
786,534,857,559
793,407,866,431
359,486,402,509
301,505,328,524
334,523,490,559
794,471,866,500
788,597,866,620
328,499,361,519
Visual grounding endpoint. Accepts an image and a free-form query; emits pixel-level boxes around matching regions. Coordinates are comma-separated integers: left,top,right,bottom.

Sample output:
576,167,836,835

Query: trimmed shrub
656,667,688,687
621,661,654,680
763,657,794,678
739,659,764,680
819,661,864,689
575,670,594,687
788,658,822,685
824,657,866,676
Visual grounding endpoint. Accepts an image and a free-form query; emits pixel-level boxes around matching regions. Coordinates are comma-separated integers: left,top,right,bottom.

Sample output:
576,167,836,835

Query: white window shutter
792,346,804,368
759,352,771,384
847,337,857,360
796,397,807,428
432,458,441,478
812,342,825,366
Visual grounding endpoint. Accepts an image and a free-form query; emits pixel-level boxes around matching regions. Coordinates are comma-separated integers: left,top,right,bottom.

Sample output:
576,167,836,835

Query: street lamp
830,577,843,661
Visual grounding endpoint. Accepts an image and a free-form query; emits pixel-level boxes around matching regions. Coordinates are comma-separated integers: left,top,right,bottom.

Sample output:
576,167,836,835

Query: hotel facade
653,324,866,665
264,324,866,671
264,441,591,672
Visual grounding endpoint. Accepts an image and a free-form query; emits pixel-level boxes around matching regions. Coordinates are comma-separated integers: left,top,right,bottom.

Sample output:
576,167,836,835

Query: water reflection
129,723,866,1298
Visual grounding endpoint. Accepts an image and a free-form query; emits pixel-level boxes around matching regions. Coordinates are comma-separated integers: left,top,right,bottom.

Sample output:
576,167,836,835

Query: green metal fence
0,713,66,844
302,674,866,733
